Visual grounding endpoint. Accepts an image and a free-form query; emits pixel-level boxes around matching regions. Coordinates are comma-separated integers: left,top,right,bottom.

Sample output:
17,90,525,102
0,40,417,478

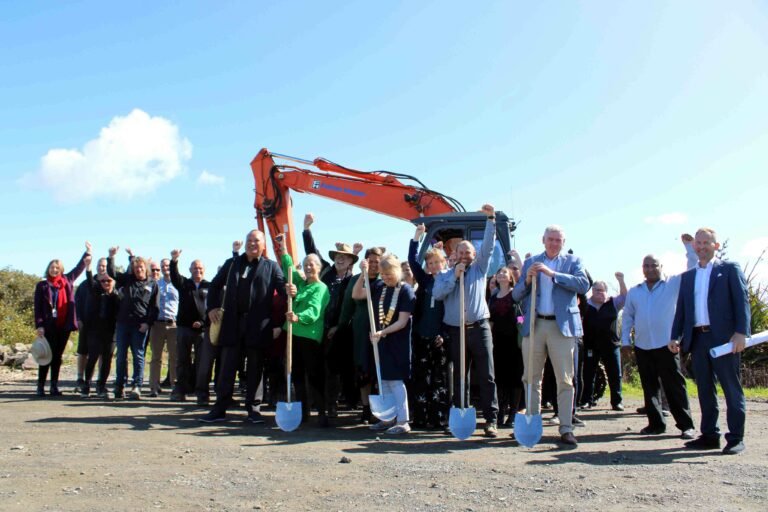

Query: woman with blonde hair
352,253,416,434
33,242,92,397
407,224,450,430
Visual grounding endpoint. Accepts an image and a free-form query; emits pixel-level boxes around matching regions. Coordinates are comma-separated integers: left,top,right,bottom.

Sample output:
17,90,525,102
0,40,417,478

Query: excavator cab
411,211,516,276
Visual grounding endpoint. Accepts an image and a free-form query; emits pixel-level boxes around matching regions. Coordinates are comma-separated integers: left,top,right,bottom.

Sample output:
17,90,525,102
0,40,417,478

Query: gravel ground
1,367,767,512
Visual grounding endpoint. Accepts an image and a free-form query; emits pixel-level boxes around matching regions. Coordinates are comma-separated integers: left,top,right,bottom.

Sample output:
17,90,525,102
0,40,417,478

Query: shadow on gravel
527,444,710,466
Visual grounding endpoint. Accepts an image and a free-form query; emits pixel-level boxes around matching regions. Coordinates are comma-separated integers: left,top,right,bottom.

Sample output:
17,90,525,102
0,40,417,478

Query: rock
13,343,27,354
21,354,38,370
4,352,29,368
10,446,24,451
339,456,351,464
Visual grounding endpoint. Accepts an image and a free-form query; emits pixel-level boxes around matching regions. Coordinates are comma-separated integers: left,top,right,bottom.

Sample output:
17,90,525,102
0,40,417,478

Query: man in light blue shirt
433,204,499,437
148,258,179,397
622,235,696,437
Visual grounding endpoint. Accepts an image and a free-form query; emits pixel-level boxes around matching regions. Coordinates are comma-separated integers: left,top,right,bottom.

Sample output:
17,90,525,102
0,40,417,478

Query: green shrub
0,267,39,346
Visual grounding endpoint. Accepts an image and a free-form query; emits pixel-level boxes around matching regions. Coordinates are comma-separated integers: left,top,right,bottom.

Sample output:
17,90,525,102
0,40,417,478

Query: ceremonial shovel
514,277,543,447
363,275,397,421
449,272,477,440
276,271,302,432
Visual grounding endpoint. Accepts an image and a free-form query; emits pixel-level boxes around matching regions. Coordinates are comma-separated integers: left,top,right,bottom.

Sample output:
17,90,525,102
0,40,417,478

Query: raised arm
169,249,187,290
301,213,331,271
66,241,91,282
408,224,430,286
351,259,369,300
613,271,627,310
476,204,497,274
621,289,636,347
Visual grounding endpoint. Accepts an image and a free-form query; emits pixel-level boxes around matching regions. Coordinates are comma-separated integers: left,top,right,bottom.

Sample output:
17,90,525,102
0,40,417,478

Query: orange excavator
250,148,516,272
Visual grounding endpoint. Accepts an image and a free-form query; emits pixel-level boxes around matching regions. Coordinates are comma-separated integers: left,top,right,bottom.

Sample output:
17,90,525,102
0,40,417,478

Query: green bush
0,267,39,346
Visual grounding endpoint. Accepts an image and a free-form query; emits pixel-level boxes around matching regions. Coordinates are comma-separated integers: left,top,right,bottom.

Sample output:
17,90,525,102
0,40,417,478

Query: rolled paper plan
710,330,768,358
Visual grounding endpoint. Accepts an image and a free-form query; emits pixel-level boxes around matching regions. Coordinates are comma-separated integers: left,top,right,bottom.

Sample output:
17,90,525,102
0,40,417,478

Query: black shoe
160,376,171,388
74,378,85,394
196,395,210,406
640,425,666,435
247,410,265,424
35,386,46,398
361,405,372,424
560,432,578,446
114,388,125,400
327,404,339,418
49,387,62,397
685,435,721,450
612,403,624,412
318,414,330,428
572,416,586,428
170,391,186,402
80,385,90,398
149,390,159,398
722,440,745,455
636,406,646,414
200,410,227,423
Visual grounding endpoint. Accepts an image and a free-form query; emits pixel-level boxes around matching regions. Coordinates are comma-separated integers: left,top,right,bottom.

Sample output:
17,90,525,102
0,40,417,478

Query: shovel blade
513,412,543,448
369,394,397,421
276,401,303,432
448,406,477,440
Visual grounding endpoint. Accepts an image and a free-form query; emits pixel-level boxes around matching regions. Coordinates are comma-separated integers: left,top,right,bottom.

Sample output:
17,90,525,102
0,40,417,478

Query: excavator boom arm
251,148,463,260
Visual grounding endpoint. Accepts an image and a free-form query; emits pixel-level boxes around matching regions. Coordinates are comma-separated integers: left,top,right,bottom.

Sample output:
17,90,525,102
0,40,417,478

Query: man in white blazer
513,225,590,446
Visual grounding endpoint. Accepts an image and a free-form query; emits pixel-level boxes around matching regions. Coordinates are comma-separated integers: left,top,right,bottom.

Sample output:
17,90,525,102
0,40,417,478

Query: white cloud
197,170,225,187
644,212,688,225
23,109,192,202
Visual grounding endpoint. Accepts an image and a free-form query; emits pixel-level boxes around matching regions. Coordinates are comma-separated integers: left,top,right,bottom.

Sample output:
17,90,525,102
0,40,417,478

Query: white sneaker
369,420,395,431
386,423,411,435
129,386,142,400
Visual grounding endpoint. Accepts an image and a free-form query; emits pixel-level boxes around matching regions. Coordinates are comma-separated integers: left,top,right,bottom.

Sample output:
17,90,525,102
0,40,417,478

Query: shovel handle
459,272,465,410
362,276,385,391
286,271,293,401
525,277,537,416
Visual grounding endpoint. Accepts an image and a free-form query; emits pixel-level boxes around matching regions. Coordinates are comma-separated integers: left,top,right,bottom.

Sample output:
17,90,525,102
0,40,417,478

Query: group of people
33,207,751,453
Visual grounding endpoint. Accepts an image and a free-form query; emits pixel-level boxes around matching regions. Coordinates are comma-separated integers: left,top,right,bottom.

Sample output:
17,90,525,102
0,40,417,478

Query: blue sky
2,1,767,290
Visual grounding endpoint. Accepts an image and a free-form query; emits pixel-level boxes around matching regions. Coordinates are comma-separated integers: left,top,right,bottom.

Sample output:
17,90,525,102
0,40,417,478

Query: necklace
378,283,402,329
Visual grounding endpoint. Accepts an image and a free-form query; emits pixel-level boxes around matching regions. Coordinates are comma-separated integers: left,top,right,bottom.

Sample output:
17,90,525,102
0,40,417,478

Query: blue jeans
115,323,147,389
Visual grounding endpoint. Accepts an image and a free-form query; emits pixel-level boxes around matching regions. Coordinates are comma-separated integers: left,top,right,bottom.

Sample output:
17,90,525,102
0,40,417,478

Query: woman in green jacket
279,236,331,427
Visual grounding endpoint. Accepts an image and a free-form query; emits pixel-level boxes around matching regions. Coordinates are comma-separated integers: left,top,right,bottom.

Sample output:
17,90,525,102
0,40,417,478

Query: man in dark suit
200,230,285,423
167,250,210,402
670,227,750,455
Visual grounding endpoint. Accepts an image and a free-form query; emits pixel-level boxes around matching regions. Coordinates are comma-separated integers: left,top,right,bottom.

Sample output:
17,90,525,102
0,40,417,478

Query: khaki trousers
521,318,575,434
149,322,177,392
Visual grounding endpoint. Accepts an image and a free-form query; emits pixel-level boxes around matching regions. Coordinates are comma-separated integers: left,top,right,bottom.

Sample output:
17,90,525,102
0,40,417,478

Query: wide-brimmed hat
30,336,52,366
329,243,359,263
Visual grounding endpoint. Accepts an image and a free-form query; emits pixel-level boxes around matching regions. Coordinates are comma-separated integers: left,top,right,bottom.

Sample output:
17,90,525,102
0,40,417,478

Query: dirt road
1,369,767,512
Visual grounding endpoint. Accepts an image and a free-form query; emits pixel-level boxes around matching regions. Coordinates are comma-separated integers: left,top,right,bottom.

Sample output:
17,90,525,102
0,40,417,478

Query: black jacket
107,256,155,326
84,271,119,334
206,253,285,349
169,259,210,330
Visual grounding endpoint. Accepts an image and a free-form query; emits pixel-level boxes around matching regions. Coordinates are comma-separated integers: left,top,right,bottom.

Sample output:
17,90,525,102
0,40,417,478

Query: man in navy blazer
513,225,590,446
670,228,750,455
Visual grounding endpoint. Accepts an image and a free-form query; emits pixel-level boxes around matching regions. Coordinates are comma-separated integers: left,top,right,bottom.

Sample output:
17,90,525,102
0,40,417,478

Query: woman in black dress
488,265,524,427
407,224,450,430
